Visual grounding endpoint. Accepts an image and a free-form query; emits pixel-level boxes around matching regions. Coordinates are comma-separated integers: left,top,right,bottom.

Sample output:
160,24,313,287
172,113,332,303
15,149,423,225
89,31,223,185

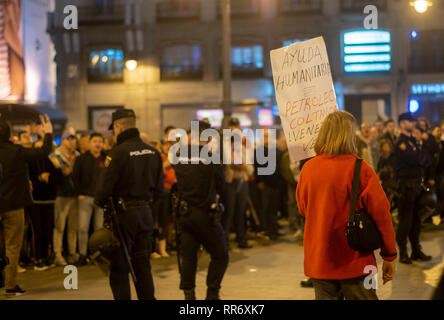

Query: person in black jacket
0,115,53,296
73,133,106,265
95,109,164,300
28,137,60,270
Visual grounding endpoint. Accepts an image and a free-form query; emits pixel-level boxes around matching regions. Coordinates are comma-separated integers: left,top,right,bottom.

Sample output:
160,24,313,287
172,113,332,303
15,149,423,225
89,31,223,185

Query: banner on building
0,0,24,100
270,36,338,162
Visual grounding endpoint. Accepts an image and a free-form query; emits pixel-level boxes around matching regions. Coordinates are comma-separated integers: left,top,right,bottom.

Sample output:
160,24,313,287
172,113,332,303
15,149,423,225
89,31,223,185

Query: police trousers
396,180,423,253
109,205,155,300
178,206,229,292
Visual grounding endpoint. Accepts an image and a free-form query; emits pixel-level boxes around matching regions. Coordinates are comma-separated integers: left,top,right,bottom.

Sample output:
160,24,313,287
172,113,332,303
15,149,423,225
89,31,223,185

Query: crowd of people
1,110,444,298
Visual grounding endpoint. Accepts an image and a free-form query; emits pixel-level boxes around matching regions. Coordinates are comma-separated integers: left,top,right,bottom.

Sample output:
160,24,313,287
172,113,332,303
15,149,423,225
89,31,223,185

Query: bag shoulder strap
349,158,363,221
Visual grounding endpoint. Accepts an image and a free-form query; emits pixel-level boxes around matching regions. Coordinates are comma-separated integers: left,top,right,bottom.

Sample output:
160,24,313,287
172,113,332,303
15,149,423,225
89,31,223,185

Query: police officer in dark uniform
394,112,432,264
94,109,164,300
172,120,228,300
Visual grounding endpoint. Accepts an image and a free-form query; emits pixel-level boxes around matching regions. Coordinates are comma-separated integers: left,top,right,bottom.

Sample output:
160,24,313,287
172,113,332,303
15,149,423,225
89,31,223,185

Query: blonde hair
314,111,358,156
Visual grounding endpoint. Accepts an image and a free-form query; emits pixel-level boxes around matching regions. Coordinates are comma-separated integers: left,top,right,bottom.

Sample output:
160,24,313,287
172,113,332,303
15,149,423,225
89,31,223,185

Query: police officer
172,120,228,300
394,112,432,264
94,109,164,300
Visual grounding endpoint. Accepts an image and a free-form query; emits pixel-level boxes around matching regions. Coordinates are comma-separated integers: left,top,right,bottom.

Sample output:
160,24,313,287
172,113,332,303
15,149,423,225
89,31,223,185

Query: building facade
50,0,444,139
1,0,56,104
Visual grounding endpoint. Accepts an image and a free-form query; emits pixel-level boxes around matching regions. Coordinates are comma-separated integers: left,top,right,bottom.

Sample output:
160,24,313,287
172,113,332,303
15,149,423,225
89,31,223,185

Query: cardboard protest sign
270,36,338,162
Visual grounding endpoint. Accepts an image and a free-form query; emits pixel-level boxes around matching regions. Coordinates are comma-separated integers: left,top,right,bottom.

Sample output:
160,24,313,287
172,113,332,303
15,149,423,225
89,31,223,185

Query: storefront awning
0,103,67,124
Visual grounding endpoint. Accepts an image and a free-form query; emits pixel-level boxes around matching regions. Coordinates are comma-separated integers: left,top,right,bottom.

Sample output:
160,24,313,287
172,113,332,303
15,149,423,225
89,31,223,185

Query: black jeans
178,206,229,292
152,190,170,240
396,181,423,253
222,180,249,243
109,206,155,300
312,276,378,300
258,184,279,236
29,203,54,260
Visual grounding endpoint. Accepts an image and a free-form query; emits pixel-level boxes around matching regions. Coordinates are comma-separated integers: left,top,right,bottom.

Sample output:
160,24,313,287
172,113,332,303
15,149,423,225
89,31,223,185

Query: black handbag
346,158,383,252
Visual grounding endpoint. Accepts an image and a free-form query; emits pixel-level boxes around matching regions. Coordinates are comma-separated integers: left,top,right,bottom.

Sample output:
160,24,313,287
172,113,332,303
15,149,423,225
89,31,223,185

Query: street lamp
410,0,432,13
221,0,232,126
125,60,138,71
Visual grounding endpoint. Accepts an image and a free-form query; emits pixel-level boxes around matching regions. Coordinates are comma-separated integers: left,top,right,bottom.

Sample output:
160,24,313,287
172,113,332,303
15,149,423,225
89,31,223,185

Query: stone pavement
3,224,444,300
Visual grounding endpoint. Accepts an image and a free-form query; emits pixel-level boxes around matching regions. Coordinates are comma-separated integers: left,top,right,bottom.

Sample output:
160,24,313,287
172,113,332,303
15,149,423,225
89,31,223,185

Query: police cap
398,112,417,124
108,109,136,130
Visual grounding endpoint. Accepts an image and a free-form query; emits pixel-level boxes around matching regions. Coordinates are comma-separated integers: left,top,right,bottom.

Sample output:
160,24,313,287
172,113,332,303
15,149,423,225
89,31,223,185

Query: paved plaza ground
3,224,444,300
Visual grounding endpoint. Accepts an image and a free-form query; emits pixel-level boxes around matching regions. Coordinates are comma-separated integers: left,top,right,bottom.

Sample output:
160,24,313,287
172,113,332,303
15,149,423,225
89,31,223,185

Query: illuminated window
231,45,264,78
343,30,391,73
88,49,124,82
161,45,202,81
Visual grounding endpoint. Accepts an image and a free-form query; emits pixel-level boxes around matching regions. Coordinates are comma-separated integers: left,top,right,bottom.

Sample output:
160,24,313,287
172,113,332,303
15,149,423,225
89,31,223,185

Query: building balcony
160,65,203,81
219,65,265,79
78,4,125,26
156,0,201,23
217,0,261,19
278,0,323,15
340,0,387,13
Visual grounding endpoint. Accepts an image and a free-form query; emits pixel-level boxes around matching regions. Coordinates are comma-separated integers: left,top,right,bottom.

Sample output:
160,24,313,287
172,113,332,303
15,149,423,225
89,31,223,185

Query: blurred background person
377,139,398,220
28,135,59,271
381,119,397,149
357,123,375,169
279,136,302,241
103,137,114,152
253,128,282,240
148,139,171,259
222,133,254,249
72,133,106,265
369,127,380,172
374,118,384,139
49,131,80,266
17,131,32,148
77,133,90,155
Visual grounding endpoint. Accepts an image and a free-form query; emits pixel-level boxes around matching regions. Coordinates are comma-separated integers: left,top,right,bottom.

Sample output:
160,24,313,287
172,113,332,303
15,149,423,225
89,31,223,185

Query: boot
206,288,220,300
184,289,196,300
300,278,314,288
411,250,432,261
399,248,412,264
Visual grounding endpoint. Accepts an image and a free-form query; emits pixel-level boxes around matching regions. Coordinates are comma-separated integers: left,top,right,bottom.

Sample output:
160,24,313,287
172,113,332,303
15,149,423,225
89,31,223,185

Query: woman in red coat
296,111,397,300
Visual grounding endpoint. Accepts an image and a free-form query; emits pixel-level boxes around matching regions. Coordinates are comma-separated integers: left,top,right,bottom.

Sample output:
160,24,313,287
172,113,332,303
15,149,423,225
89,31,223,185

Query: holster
209,203,224,226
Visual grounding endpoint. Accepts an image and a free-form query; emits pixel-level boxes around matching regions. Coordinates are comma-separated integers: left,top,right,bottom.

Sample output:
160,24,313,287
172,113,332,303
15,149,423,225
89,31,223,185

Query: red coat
296,154,397,280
